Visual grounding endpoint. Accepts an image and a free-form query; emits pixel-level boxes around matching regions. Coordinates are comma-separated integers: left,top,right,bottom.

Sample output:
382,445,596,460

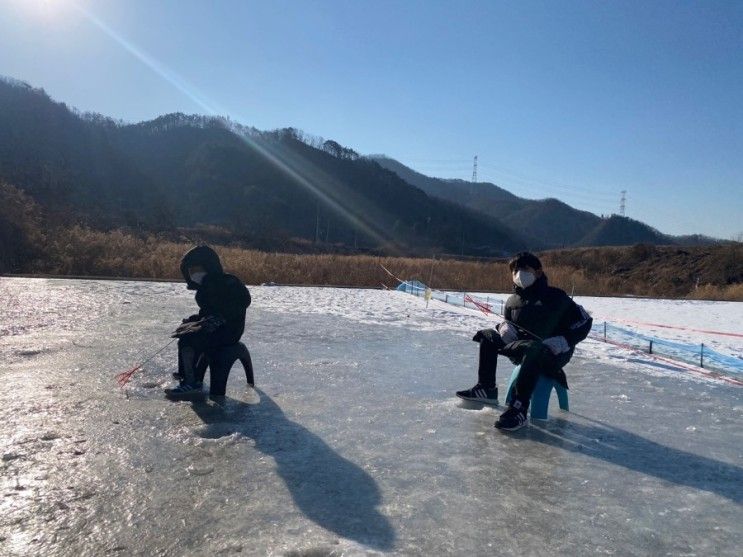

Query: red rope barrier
464,294,493,315
588,334,743,387
602,319,743,339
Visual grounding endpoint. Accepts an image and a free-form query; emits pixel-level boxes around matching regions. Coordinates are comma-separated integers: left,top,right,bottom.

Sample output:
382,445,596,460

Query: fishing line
115,337,177,387
380,263,544,340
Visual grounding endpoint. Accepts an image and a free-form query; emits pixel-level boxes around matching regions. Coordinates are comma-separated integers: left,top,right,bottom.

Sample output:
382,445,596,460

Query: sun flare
17,0,70,19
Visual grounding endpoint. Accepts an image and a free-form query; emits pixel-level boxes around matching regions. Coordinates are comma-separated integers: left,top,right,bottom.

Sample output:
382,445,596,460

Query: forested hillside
0,78,526,256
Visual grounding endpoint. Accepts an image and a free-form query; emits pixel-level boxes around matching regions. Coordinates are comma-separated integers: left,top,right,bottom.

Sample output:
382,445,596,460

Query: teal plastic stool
505,365,569,420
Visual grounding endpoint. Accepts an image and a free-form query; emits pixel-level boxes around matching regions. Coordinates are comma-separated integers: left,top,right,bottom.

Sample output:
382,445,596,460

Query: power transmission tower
471,155,478,183
619,190,626,216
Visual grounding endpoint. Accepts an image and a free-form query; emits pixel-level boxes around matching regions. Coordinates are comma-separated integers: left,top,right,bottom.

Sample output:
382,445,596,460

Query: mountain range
0,76,719,257
369,156,716,249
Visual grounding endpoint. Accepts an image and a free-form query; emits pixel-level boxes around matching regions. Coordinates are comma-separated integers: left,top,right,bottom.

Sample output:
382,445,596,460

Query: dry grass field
15,226,740,301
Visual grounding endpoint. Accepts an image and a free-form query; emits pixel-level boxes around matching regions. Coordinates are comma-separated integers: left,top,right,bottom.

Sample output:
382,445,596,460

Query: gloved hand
181,314,201,324
497,321,519,344
543,336,570,355
199,315,226,333
172,319,205,338
172,315,227,337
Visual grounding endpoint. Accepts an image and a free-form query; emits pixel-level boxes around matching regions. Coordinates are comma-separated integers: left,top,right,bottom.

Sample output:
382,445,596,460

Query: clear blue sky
1,0,741,239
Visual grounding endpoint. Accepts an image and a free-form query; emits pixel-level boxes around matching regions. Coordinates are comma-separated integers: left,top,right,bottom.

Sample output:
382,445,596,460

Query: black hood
180,245,224,290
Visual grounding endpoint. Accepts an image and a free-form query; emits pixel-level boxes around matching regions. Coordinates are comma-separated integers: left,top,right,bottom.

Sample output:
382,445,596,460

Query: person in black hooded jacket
165,245,251,397
456,252,592,431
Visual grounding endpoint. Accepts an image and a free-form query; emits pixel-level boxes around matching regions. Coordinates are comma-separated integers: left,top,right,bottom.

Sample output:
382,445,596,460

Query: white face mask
513,269,536,289
190,271,207,285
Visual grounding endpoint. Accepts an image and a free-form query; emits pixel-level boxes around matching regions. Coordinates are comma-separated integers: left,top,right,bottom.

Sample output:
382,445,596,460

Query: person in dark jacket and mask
456,252,592,431
165,245,251,398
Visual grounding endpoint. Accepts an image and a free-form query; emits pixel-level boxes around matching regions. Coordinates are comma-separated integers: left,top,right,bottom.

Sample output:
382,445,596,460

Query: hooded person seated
456,251,592,431
165,245,251,398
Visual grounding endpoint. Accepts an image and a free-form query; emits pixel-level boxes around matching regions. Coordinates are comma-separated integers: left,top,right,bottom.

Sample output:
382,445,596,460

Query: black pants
177,332,225,385
477,338,571,409
476,335,502,389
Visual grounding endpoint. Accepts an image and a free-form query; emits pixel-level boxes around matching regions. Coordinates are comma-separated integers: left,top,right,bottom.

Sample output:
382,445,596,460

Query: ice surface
0,277,741,556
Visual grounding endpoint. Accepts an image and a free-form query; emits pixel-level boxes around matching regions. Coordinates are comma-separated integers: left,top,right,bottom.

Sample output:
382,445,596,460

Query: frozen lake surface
1,277,741,556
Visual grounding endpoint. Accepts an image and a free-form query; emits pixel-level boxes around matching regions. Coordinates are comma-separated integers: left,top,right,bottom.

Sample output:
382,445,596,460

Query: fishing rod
115,337,178,387
379,263,544,341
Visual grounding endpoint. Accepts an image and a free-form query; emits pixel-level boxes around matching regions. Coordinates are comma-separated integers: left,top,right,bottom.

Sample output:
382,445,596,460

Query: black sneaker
456,384,498,405
164,382,203,399
171,373,202,389
495,403,527,431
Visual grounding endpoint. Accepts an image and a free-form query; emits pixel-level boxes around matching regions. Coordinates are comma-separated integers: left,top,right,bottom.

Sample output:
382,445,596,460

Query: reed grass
25,226,740,301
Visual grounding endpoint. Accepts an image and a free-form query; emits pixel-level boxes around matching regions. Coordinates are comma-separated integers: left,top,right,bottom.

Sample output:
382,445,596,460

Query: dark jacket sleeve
503,294,530,341
503,300,512,323
559,298,593,347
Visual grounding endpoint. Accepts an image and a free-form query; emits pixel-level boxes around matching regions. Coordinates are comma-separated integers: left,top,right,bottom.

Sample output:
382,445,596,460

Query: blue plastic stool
505,365,569,420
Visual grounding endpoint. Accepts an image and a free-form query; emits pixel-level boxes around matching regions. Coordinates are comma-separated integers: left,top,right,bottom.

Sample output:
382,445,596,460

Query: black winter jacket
180,246,251,346
504,274,592,357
